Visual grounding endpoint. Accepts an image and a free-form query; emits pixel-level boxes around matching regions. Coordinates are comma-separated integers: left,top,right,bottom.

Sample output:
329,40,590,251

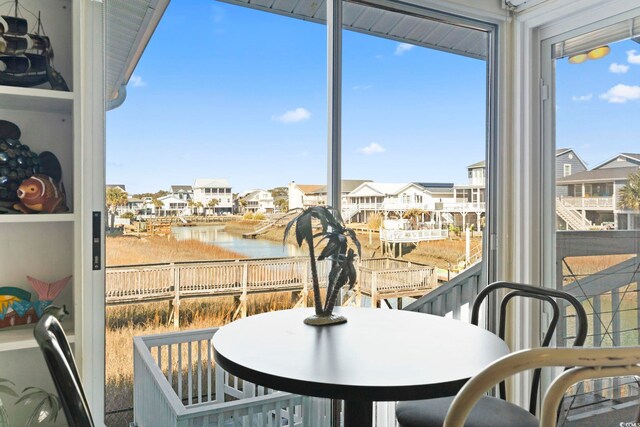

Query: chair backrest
34,314,95,427
470,281,588,414
443,347,640,427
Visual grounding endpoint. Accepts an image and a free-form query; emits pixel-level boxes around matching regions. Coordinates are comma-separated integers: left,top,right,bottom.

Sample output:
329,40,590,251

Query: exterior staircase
441,212,455,224
556,198,592,230
342,205,360,222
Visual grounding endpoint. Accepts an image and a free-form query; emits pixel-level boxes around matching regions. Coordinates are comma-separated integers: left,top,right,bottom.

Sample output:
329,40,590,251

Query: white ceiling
105,0,489,104
219,0,489,60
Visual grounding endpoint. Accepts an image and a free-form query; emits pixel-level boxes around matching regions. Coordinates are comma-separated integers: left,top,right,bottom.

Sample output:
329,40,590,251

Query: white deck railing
379,228,448,242
404,262,483,320
133,328,398,427
558,196,613,209
133,328,314,426
342,201,485,213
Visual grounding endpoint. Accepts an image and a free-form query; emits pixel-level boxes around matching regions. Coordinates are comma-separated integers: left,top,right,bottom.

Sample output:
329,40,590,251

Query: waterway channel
171,225,305,259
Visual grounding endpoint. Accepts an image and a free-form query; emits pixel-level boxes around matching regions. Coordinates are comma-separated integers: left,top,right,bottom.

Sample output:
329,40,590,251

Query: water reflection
171,225,305,259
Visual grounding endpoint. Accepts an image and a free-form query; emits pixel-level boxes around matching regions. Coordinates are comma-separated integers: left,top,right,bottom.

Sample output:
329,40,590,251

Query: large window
551,21,640,423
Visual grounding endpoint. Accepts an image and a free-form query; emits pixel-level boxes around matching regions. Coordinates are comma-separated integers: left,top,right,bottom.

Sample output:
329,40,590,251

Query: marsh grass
105,235,303,426
106,235,246,266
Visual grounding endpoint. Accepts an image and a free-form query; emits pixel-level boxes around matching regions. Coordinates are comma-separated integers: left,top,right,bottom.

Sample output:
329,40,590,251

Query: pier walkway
106,256,437,326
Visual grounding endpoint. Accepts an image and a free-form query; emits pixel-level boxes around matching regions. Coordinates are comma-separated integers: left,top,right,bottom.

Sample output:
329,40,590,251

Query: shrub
120,212,135,219
243,212,254,220
368,212,383,230
253,212,266,220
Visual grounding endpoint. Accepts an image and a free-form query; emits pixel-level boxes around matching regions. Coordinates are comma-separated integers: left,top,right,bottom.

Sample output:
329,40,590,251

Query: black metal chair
395,281,588,427
34,314,95,427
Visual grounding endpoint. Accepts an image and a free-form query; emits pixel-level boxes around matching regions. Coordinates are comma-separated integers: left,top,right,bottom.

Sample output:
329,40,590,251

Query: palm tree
152,198,163,217
106,187,127,229
195,201,203,216
274,198,288,213
284,206,361,324
619,171,640,211
207,198,219,215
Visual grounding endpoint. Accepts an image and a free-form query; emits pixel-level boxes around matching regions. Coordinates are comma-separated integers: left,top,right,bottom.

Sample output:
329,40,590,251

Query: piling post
240,263,248,318
301,259,309,307
371,273,378,308
172,263,180,329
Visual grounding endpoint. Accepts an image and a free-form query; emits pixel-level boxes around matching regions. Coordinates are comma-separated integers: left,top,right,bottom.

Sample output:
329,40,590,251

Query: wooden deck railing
359,258,438,307
107,256,438,325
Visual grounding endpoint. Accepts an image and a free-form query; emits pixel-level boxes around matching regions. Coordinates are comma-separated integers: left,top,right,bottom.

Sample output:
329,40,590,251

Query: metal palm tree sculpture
284,206,361,325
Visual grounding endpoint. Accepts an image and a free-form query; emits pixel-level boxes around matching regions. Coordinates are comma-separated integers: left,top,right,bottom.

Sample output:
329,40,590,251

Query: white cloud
272,107,311,123
394,43,415,56
571,94,592,102
353,85,372,91
211,4,225,23
609,63,629,74
359,142,385,155
627,49,640,64
375,54,383,60
129,75,146,87
599,84,640,103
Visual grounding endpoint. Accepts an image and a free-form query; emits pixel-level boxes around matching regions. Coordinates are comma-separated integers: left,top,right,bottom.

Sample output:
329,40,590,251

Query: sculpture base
303,313,347,326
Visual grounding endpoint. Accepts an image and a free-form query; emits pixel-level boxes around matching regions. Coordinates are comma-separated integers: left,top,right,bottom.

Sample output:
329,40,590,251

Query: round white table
213,307,509,426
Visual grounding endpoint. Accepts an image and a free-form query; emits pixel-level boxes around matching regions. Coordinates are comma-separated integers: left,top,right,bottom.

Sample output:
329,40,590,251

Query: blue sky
556,40,640,168
107,1,639,194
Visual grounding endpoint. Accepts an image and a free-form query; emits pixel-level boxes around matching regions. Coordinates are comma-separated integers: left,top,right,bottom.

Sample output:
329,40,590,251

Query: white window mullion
327,0,342,210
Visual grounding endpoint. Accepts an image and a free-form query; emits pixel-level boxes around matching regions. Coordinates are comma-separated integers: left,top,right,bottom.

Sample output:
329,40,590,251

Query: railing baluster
188,341,193,405
198,340,202,404
612,289,621,399
177,342,182,401
167,344,172,385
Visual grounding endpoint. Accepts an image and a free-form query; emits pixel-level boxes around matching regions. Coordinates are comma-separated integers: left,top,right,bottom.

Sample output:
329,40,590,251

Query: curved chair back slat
470,281,588,414
443,347,640,427
34,314,95,427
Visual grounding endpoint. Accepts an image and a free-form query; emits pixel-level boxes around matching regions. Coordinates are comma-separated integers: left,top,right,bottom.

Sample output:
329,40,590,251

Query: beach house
193,178,233,215
557,153,640,230
240,189,275,214
3,1,640,426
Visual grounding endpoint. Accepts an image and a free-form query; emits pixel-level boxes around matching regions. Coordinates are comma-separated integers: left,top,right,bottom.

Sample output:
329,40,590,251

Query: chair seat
396,395,539,427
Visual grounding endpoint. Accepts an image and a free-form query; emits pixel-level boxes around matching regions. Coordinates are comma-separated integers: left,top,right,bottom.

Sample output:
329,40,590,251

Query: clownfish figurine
13,174,68,213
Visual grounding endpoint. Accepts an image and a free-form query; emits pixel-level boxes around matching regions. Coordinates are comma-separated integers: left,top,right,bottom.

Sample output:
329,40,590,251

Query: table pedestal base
343,400,373,427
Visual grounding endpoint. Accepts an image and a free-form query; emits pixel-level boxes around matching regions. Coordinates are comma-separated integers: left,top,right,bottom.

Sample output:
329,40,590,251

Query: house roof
307,180,373,194
556,166,640,184
106,0,170,105
556,148,588,169
127,197,143,203
295,184,324,194
193,178,231,189
467,161,485,169
468,148,586,170
349,182,423,197
171,185,193,192
158,195,186,202
107,184,126,191
220,0,489,60
593,153,640,170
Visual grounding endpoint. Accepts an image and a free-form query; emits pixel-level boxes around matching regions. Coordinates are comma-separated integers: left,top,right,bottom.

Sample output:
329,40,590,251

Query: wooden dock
106,256,437,326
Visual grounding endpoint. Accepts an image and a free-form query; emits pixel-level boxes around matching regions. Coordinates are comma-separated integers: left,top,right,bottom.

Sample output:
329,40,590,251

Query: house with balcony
193,178,233,214
288,180,370,211
3,1,638,427
170,185,193,201
241,189,275,213
556,153,640,230
157,194,189,216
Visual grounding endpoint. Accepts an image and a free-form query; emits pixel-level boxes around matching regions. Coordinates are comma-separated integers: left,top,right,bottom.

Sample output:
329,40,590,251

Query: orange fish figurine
13,174,68,213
